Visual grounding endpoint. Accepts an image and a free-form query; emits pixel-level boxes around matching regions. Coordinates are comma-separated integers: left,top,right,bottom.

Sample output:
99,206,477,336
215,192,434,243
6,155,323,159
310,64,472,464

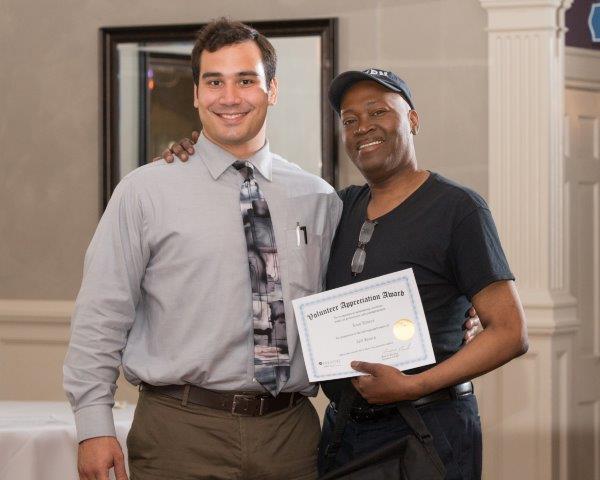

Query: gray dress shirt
63,134,342,442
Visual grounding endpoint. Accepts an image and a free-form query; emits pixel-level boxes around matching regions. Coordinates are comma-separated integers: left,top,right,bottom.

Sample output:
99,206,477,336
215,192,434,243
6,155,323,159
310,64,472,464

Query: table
0,401,135,480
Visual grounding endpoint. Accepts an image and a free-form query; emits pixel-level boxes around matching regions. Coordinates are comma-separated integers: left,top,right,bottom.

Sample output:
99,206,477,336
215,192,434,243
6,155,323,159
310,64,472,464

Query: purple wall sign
566,0,600,49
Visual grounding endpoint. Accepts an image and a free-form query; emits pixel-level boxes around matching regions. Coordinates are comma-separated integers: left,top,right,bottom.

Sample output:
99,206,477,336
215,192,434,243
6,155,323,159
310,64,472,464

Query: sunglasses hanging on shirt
350,219,377,276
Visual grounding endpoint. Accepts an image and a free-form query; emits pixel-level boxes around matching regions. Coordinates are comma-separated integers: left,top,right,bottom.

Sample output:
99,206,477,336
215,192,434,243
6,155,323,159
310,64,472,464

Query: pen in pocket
296,222,308,246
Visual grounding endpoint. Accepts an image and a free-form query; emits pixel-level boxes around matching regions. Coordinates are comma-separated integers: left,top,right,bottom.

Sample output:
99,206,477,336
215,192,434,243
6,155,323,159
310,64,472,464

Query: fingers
78,463,110,480
468,316,482,331
170,142,189,161
351,375,379,404
462,306,481,341
463,317,483,343
160,149,174,163
350,362,378,402
159,131,199,164
181,138,195,154
350,361,378,375
180,138,195,155
113,452,129,480
464,325,474,342
78,467,109,480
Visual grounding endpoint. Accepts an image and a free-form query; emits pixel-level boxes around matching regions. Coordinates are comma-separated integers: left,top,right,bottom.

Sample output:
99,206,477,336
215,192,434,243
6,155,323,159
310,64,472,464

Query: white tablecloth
0,401,135,480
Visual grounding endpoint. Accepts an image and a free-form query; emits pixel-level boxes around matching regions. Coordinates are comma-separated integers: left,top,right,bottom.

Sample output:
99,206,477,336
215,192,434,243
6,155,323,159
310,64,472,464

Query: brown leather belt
141,383,306,416
332,381,474,423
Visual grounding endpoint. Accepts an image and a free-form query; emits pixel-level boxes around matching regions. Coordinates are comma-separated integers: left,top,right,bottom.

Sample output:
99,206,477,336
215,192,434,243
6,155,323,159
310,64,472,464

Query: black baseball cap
328,68,415,115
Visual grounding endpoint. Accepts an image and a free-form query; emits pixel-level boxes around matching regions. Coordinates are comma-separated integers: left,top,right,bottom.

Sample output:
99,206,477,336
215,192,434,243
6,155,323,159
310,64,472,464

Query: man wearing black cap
319,68,528,478
329,68,417,110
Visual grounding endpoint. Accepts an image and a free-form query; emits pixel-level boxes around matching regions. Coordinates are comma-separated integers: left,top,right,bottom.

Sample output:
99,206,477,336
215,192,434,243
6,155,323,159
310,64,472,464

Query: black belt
331,381,474,423
141,383,306,416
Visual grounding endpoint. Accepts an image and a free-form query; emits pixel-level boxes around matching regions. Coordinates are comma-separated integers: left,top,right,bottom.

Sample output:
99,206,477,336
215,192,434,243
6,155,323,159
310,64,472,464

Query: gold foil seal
393,319,415,341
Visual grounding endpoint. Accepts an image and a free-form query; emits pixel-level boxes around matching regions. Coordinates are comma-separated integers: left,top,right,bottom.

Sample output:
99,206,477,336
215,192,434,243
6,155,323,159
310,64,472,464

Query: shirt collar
196,133,273,182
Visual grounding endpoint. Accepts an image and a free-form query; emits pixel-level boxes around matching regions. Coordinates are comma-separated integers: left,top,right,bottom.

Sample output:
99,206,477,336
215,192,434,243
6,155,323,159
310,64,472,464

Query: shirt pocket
284,227,324,297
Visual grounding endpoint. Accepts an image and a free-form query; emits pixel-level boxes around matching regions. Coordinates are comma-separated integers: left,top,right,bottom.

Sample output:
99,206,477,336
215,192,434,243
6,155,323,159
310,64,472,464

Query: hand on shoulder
154,130,200,163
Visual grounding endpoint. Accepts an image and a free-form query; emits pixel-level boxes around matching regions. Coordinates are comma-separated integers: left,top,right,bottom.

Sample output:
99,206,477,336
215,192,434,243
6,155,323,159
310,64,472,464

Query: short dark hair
191,18,277,87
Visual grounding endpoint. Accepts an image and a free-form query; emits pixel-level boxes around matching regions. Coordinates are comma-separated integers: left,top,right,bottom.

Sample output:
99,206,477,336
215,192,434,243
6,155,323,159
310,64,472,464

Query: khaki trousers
127,389,320,480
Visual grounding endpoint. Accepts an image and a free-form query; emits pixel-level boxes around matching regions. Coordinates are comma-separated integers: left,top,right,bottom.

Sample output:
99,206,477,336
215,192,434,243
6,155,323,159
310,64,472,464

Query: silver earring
411,126,419,135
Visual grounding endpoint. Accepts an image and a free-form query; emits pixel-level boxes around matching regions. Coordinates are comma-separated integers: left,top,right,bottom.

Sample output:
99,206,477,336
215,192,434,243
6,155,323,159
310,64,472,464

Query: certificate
292,268,435,382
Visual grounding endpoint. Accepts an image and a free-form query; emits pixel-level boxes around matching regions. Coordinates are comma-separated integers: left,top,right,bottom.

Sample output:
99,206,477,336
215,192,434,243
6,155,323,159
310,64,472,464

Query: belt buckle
232,394,258,415
451,381,473,400
259,396,266,415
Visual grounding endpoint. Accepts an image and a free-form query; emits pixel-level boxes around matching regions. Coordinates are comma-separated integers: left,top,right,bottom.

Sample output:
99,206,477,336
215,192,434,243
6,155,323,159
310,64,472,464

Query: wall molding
527,322,580,336
0,299,74,323
565,46,600,90
565,46,600,60
0,302,74,401
0,337,69,345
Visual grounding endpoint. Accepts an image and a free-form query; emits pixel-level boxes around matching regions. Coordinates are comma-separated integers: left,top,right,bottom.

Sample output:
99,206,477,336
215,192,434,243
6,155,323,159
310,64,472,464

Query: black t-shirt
322,172,514,403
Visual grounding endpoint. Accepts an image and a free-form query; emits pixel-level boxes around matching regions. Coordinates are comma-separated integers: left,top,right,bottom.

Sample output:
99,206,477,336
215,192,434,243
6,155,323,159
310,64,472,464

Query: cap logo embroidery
364,68,389,77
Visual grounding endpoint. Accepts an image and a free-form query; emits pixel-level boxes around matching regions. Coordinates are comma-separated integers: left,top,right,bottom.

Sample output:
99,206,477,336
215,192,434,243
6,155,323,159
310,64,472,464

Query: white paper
292,268,435,382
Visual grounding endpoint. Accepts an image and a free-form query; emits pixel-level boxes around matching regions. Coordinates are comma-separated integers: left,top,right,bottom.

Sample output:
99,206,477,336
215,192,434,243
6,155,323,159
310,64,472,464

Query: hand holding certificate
292,268,435,382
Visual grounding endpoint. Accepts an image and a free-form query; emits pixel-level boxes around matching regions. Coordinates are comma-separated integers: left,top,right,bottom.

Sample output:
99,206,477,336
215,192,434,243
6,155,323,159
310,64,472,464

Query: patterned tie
234,160,289,396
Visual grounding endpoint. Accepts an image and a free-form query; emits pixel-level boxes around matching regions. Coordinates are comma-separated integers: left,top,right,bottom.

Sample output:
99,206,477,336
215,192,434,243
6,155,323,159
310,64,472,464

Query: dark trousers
318,395,482,480
128,388,320,480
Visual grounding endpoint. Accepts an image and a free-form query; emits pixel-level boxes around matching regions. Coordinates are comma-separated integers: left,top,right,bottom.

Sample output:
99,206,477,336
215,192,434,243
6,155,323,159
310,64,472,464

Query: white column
477,1,577,479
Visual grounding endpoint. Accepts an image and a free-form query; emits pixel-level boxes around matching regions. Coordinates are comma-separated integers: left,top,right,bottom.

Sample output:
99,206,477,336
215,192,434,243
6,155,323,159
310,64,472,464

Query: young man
64,19,341,480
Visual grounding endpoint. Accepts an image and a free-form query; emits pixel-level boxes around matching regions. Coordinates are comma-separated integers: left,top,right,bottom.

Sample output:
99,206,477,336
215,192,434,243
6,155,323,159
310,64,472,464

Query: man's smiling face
340,80,416,181
194,40,277,158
